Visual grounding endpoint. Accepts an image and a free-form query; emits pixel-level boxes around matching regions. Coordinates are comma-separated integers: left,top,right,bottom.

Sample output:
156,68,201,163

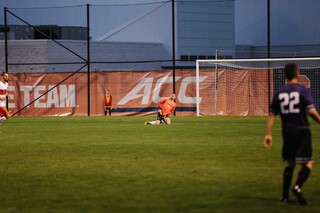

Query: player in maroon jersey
264,63,320,205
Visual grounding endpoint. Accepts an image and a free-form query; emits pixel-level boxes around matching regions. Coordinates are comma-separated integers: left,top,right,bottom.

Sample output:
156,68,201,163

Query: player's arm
171,105,176,115
6,91,13,100
264,93,279,148
304,88,320,123
0,95,6,101
157,99,165,108
308,108,320,123
264,114,275,148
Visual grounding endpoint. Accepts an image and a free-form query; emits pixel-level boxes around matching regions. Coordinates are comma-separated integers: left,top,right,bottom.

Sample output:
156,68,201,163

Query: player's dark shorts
156,112,169,123
282,127,313,164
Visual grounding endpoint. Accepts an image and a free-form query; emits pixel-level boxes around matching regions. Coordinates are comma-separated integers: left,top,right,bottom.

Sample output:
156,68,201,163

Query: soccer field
0,116,319,212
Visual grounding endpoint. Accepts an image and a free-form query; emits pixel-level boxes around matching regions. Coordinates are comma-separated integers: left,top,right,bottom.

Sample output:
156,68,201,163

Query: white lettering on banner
8,86,15,109
118,76,208,105
20,86,33,108
152,76,181,103
47,85,60,108
58,85,76,108
34,86,46,108
17,85,76,108
178,76,207,104
118,78,153,105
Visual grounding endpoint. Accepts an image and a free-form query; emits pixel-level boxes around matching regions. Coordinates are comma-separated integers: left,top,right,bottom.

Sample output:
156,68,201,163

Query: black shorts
156,112,169,124
282,127,313,164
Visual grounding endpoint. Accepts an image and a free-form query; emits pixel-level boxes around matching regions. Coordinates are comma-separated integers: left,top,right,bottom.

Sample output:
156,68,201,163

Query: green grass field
0,116,319,212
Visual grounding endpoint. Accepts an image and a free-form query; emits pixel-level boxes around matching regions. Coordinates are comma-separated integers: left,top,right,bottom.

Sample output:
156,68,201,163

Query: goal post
196,57,320,116
196,60,200,116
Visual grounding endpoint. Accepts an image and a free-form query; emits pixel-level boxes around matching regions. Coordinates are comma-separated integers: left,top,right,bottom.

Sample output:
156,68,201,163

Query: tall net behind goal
196,58,320,116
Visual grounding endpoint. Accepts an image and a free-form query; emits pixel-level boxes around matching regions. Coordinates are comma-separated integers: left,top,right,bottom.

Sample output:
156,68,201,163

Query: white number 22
279,92,300,114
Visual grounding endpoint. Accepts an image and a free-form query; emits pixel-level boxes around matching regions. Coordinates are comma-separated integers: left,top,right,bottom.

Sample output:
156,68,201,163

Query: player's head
1,72,9,82
170,94,176,100
105,89,110,95
284,63,299,81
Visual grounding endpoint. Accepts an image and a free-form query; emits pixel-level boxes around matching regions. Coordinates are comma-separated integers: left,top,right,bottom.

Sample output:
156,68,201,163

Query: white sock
149,121,157,125
0,116,6,122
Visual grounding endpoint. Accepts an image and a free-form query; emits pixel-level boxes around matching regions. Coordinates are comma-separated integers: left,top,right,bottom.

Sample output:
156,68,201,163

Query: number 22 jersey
270,83,315,128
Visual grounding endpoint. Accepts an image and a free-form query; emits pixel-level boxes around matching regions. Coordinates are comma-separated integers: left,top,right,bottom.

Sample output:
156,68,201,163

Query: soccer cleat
291,186,307,206
144,122,150,125
280,197,289,203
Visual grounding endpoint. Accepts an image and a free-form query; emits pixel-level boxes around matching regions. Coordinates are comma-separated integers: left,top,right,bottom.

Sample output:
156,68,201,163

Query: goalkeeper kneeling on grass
145,94,176,125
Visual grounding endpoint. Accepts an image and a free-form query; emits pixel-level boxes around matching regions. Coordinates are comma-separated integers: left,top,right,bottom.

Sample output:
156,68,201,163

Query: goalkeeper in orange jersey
145,94,176,125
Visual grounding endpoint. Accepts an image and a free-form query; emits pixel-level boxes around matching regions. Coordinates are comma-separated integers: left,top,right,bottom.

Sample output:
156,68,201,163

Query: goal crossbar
197,57,320,63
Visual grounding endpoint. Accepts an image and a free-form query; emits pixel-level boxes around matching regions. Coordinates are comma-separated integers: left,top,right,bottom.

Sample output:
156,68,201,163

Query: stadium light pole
87,4,91,116
267,0,271,112
172,0,176,116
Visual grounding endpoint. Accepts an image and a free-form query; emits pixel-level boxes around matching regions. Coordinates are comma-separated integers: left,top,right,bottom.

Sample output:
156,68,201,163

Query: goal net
196,58,320,116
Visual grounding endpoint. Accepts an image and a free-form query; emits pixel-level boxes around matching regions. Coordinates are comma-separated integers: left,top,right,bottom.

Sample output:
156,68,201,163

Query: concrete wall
0,40,164,73
0,40,49,72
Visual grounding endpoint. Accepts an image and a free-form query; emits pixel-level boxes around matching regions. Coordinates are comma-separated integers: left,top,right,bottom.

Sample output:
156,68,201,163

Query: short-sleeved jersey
0,81,8,107
104,95,112,106
158,98,176,116
270,83,314,128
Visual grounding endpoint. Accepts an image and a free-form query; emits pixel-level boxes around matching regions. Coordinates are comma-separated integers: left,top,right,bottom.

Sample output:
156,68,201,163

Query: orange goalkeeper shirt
158,98,176,116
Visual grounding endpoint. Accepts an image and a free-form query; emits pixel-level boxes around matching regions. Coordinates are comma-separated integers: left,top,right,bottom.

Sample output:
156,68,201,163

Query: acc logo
118,76,207,105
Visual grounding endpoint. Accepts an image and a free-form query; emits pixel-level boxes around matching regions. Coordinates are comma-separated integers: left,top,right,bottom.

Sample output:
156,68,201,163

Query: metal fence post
172,0,176,115
4,7,9,110
87,4,91,116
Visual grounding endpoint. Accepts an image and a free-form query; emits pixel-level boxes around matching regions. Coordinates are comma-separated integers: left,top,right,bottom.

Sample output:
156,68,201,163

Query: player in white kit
0,72,10,124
